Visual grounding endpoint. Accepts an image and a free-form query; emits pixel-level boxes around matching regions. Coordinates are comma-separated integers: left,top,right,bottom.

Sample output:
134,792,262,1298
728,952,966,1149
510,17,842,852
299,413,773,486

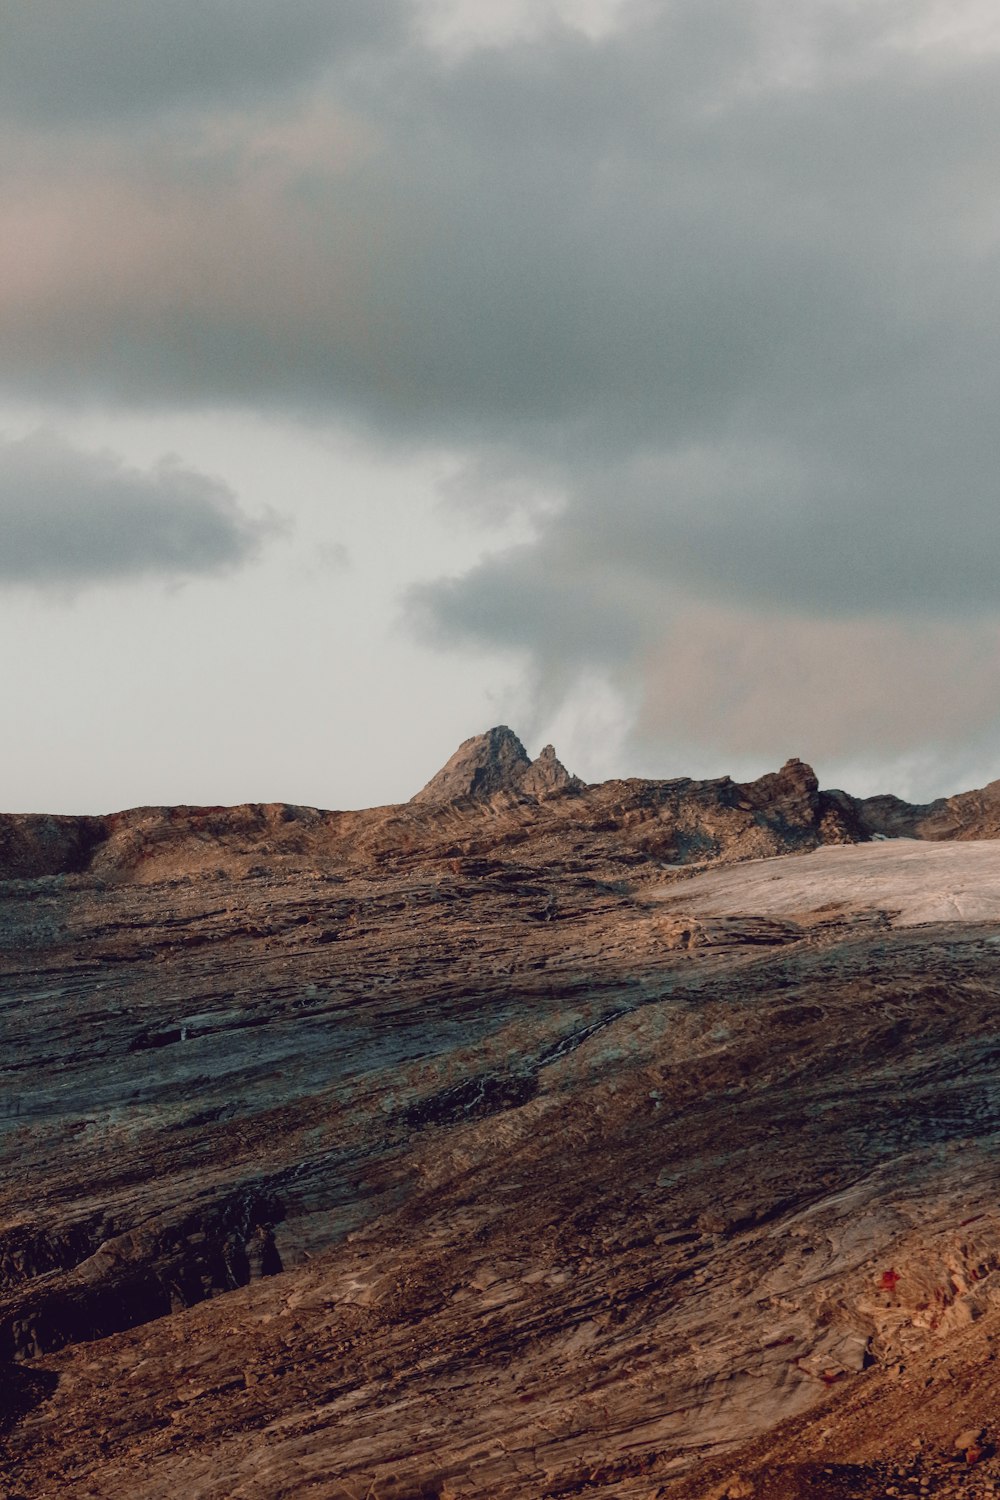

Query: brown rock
8,739,1000,1496
518,743,582,798
410,724,533,803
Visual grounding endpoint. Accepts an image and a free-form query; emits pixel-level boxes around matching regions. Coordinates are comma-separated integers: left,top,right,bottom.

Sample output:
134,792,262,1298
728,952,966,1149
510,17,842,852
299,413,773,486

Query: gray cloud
7,0,1000,769
5,3,1000,468
0,432,271,587
0,0,400,126
1,0,969,433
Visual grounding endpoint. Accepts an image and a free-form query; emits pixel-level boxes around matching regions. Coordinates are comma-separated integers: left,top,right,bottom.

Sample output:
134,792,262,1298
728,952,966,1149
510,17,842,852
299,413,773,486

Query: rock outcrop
5,731,1000,887
820,777,1000,843
0,814,105,879
516,742,581,798
410,725,580,805
411,724,533,803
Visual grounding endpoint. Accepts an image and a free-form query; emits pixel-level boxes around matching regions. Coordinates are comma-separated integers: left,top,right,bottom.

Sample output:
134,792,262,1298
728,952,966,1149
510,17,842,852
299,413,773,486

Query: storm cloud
0,0,399,126
7,0,1000,775
0,432,269,587
9,0,997,445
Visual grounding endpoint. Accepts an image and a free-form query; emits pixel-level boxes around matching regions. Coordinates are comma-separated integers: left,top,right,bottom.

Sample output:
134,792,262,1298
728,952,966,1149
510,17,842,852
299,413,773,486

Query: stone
410,726,581,805
518,743,582,798
410,725,533,803
6,738,1000,1495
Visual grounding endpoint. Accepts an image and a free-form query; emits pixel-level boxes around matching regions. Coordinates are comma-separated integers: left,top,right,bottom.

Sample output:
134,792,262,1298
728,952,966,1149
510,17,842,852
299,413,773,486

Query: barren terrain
4,731,1000,1498
659,837,1000,926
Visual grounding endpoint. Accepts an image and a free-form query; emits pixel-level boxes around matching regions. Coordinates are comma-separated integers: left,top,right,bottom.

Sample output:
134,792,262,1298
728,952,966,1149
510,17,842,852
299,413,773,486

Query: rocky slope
4,732,1000,1498
0,745,859,887
6,732,1000,891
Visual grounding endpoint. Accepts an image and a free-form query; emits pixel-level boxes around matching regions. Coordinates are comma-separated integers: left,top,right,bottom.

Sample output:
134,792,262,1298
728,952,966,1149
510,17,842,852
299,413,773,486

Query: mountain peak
410,726,530,804
518,743,581,797
410,727,579,805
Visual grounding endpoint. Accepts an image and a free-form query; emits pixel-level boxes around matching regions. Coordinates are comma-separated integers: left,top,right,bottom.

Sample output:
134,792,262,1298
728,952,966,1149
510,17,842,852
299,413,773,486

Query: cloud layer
7,0,1000,775
0,0,397,125
0,433,268,586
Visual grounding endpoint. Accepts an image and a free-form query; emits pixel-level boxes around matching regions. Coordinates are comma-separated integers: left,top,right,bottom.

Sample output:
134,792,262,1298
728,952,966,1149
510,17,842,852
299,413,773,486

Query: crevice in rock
0,1192,284,1362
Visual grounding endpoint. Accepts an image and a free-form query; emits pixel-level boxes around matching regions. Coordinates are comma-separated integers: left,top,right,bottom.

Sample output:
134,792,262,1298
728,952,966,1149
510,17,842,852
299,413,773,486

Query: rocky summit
410,726,580,804
5,731,1000,1498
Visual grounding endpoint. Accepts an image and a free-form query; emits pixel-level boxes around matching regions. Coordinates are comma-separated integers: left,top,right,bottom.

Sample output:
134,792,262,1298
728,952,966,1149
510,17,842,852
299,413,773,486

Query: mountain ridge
2,727,998,883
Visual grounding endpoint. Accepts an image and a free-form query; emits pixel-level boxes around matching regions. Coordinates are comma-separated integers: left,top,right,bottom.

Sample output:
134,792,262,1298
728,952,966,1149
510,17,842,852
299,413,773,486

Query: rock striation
6,732,1000,1497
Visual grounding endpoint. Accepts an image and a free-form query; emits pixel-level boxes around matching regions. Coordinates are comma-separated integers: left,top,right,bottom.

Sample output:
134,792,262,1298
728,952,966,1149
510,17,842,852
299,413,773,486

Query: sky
5,0,1000,812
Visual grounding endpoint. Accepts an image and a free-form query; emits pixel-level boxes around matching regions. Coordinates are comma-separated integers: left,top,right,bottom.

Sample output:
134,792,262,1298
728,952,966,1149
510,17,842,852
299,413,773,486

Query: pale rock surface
655,837,1000,927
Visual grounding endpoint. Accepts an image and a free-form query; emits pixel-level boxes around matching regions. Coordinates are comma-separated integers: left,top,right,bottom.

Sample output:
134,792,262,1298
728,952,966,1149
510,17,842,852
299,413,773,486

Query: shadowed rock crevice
0,1363,58,1434
0,1194,284,1362
0,814,108,879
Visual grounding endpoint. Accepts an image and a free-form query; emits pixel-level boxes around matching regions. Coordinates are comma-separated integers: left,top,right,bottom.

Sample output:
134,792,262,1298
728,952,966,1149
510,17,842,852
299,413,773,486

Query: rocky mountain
5,731,1000,891
410,726,581,804
5,732,1000,1498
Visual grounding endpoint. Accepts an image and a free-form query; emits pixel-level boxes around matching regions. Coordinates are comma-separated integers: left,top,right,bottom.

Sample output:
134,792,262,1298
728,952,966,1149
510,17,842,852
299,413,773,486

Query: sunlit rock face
410,724,534,803
409,725,580,805
5,733,1000,1498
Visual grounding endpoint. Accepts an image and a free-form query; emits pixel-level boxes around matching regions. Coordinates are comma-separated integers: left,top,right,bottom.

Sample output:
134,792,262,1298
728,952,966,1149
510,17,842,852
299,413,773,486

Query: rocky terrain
4,727,1000,1498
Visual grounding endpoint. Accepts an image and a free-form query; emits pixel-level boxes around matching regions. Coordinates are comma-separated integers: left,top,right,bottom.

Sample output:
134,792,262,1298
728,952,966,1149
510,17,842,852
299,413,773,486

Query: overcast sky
5,0,1000,812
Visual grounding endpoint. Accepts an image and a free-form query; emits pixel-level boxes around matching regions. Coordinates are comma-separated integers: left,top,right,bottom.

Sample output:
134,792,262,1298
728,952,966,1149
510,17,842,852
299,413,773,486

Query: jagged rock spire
411,727,580,804
518,744,580,797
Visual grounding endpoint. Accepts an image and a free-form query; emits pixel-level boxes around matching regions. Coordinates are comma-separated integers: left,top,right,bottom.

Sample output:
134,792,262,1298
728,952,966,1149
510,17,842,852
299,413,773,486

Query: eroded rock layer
4,735,1000,1497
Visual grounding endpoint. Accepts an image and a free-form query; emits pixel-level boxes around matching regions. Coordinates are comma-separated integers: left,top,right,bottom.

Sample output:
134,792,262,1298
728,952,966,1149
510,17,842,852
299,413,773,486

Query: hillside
4,731,1000,1498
